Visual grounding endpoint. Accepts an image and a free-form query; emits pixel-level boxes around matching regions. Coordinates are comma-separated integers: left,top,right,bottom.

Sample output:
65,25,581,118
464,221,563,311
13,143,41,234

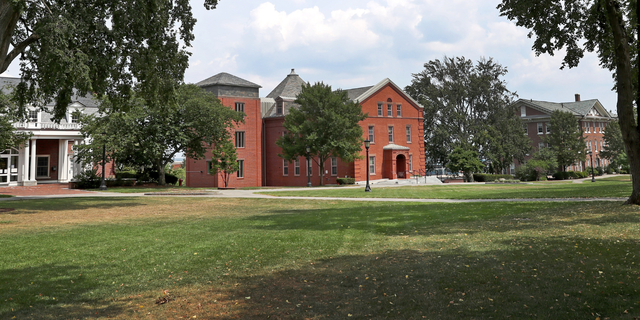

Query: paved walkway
0,179,628,203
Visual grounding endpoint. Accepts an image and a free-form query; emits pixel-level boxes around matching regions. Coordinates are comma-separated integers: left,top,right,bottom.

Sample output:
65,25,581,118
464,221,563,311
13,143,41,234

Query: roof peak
196,72,261,88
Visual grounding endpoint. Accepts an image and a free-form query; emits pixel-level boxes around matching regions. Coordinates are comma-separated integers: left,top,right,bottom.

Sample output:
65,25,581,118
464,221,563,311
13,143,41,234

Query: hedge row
472,174,514,182
552,171,590,180
337,177,355,185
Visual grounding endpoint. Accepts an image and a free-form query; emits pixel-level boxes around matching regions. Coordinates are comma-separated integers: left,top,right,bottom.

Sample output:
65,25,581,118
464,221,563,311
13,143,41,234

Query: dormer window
28,110,38,123
276,101,283,115
70,110,81,123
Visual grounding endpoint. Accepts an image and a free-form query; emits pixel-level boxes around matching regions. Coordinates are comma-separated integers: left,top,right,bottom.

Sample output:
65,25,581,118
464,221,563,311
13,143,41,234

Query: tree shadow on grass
0,197,148,214
249,201,638,237
158,237,639,320
0,264,126,319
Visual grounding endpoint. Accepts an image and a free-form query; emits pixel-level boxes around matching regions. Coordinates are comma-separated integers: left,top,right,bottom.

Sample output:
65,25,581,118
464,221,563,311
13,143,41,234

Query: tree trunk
157,160,167,186
318,157,325,186
0,0,19,74
605,0,640,205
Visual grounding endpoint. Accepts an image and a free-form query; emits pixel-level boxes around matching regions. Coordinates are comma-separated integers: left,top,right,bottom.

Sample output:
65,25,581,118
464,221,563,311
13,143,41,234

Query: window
306,159,312,176
586,122,591,133
276,101,283,115
331,157,337,176
207,160,213,174
283,159,289,176
546,123,551,134
523,123,528,134
368,126,375,143
388,126,394,143
236,160,244,178
600,140,604,151
409,154,413,172
235,131,245,148
594,140,598,152
377,103,383,116
69,110,80,123
396,104,402,117
538,142,545,150
369,156,376,174
406,125,411,143
28,110,38,123
537,123,543,134
387,103,392,117
235,102,245,113
520,106,526,117
36,156,49,177
294,159,300,176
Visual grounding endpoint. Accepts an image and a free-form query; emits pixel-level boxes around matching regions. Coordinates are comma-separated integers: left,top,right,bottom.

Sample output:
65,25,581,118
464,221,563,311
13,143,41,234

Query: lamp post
587,151,595,182
306,146,312,187
99,131,107,190
364,140,371,192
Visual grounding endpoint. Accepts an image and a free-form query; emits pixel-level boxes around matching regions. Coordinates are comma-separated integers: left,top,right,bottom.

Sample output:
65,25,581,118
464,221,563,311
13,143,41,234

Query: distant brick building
186,70,424,187
185,73,263,188
514,94,615,172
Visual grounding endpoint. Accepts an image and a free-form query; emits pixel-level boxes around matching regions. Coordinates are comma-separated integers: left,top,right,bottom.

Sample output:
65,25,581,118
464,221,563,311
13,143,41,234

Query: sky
0,0,619,112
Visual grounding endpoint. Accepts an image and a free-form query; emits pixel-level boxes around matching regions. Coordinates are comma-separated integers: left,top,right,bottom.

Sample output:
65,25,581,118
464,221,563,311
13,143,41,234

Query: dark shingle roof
196,72,261,88
523,99,611,117
266,69,306,99
344,86,373,101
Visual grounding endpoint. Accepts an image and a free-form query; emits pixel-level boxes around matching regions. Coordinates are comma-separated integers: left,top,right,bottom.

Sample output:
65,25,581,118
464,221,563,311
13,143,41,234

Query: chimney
575,93,581,102
290,68,295,74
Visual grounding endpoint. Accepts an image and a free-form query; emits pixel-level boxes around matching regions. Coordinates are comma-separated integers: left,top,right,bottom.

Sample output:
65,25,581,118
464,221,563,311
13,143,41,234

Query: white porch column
24,138,37,186
58,139,69,182
18,143,27,185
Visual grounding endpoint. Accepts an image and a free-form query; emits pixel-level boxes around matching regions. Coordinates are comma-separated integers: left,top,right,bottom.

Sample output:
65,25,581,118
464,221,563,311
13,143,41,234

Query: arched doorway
396,154,407,178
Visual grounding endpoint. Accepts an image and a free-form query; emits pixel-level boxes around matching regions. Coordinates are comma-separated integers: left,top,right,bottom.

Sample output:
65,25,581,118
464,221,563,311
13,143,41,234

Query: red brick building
185,73,263,188
515,94,615,172
186,70,424,187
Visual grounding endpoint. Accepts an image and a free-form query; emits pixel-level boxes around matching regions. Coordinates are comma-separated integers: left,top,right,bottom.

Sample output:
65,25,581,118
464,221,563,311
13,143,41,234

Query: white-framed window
538,142,545,150
586,122,591,133
236,160,244,178
294,159,300,176
388,126,394,143
546,122,551,134
523,123,528,134
235,131,245,148
409,154,413,172
36,155,50,177
283,159,289,176
306,158,312,176
406,125,411,143
396,104,402,117
600,140,604,151
520,106,526,117
28,110,39,123
368,126,374,143
235,102,245,113
588,140,592,151
68,109,81,123
369,156,376,174
377,103,382,116
594,140,598,153
387,103,392,117
331,157,337,176
537,123,543,134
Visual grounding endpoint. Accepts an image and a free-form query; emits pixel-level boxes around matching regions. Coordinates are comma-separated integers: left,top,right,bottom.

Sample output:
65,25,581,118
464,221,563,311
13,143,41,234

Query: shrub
337,177,355,185
604,165,614,174
553,171,589,180
73,169,101,189
473,173,514,182
596,166,604,176
116,170,137,179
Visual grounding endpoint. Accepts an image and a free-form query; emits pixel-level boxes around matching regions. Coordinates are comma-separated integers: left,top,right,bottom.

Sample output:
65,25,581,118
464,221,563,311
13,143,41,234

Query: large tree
0,0,220,120
601,120,630,171
543,110,587,171
0,91,29,150
498,0,639,204
405,56,529,173
276,82,366,186
76,84,242,185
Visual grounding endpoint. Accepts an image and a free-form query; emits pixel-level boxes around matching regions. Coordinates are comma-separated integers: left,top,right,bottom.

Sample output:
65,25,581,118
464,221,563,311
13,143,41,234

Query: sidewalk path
0,183,627,203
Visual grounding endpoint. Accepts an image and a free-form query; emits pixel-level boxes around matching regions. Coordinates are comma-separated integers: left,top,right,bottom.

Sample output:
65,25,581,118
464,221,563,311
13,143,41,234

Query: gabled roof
346,78,423,109
517,98,612,118
196,72,261,88
267,69,306,99
344,86,373,101
0,76,99,108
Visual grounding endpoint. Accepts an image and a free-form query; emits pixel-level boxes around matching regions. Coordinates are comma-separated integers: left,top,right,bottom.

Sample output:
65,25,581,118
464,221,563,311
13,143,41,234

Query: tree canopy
276,82,366,186
405,56,530,173
498,0,639,204
76,84,242,185
601,120,630,171
446,146,485,182
0,0,220,121
543,110,587,171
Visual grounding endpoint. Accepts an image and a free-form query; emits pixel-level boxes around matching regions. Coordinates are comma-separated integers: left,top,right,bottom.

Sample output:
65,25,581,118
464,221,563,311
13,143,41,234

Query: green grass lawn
259,176,633,199
0,197,638,319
